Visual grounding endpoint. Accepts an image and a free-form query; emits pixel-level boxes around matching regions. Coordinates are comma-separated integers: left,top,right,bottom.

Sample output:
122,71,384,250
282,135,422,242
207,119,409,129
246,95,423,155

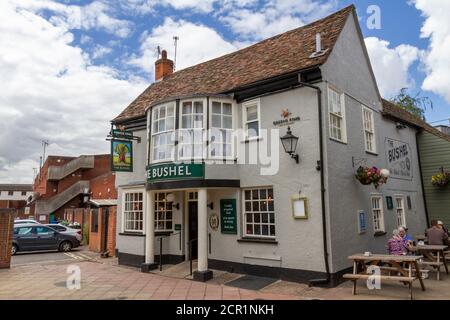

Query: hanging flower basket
431,170,450,188
355,166,390,189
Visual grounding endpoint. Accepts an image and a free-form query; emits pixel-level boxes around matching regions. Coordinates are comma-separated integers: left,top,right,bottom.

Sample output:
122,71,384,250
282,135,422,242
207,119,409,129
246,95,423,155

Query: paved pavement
3,251,450,300
11,248,90,266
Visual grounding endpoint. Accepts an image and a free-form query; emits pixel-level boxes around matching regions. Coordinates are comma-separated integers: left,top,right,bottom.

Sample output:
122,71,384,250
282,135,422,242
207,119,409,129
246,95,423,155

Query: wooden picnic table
344,254,425,300
412,244,449,280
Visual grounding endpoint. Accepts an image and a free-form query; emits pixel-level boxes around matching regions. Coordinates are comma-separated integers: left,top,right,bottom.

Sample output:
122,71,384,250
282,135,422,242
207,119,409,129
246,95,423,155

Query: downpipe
298,78,331,286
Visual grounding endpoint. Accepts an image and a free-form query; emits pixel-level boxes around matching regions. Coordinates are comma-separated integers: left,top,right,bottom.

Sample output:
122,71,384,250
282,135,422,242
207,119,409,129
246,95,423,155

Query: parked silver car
45,224,82,242
14,219,40,225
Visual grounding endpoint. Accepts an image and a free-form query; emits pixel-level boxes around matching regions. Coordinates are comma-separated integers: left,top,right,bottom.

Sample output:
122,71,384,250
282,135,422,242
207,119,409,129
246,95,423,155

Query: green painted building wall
418,131,450,226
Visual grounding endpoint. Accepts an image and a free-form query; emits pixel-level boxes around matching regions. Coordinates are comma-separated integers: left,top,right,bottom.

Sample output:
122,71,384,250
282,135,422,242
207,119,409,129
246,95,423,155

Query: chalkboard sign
220,199,237,234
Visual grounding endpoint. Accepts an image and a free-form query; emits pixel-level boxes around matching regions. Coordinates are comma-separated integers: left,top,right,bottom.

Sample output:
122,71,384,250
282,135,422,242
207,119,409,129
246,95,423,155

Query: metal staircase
36,181,90,215
47,155,95,180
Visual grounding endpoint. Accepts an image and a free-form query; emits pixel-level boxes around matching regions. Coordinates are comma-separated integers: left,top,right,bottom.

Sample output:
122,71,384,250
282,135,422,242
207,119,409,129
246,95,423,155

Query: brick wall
90,172,117,200
88,206,116,256
0,209,15,269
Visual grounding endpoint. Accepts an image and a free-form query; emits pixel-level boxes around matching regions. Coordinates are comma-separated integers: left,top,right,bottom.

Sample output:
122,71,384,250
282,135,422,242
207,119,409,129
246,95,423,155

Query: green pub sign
220,199,237,234
147,163,205,183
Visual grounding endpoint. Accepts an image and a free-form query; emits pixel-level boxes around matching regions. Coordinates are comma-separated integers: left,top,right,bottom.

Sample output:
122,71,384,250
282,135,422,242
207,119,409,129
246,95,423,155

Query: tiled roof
382,99,450,143
113,5,355,123
0,184,33,192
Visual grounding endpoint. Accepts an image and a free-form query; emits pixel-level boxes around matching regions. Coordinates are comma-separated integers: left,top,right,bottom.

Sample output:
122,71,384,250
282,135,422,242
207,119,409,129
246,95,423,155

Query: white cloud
92,44,113,59
129,18,239,74
13,0,133,38
0,0,146,183
118,0,216,14
365,37,420,98
413,0,450,104
219,0,337,40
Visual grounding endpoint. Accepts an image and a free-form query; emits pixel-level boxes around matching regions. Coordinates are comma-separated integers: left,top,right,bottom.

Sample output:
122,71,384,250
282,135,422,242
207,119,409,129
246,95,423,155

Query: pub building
111,5,428,285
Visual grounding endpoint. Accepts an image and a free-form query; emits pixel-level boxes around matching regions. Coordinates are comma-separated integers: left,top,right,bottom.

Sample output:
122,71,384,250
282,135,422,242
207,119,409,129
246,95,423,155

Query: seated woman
387,229,412,255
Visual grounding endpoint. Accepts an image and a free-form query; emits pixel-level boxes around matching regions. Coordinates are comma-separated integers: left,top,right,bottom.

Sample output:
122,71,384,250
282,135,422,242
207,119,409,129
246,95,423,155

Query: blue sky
1,0,449,182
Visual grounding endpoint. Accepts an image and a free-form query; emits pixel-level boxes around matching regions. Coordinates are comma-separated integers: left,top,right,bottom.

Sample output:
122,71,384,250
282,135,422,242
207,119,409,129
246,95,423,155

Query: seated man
427,220,449,245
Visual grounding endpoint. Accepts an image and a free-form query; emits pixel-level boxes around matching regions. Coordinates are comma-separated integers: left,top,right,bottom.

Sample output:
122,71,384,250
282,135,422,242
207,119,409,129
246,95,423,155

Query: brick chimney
155,50,174,81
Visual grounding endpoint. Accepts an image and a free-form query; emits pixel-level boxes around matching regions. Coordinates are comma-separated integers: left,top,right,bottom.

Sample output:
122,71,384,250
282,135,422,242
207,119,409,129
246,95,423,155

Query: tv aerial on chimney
173,36,179,71
156,45,161,59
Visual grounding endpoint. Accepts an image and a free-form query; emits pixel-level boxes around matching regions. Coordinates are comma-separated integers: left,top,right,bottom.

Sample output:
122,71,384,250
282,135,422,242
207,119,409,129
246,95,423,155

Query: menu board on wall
220,199,237,234
385,138,413,181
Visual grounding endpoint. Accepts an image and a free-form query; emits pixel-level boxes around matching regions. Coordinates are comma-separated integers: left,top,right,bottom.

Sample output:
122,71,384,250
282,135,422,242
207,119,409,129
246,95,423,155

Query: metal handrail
188,238,198,276
157,232,181,271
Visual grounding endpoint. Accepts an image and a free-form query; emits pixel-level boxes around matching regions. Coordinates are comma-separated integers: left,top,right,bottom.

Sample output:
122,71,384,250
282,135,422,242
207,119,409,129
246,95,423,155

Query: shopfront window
154,192,173,231
395,196,406,228
243,188,275,238
123,192,144,232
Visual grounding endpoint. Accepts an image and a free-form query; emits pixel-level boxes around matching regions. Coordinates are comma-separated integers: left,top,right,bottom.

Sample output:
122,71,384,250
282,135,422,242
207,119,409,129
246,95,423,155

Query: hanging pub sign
273,109,301,127
111,140,133,172
220,199,237,234
147,163,205,183
385,138,413,181
112,129,134,140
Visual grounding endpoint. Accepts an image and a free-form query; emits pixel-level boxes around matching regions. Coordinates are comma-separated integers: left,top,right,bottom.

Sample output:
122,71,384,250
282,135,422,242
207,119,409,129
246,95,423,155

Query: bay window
210,100,233,158
151,103,175,162
179,100,206,159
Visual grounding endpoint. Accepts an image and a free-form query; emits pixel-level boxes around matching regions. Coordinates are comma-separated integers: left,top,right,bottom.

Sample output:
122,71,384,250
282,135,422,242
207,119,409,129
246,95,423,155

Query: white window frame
371,195,385,233
209,99,235,160
328,86,347,143
178,98,207,161
122,189,145,233
362,106,377,154
395,195,406,228
150,103,176,163
154,192,174,232
242,99,261,141
242,187,275,239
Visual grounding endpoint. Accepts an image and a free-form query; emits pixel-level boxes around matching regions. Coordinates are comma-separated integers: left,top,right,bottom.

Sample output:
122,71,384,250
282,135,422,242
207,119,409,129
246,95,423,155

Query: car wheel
11,244,18,256
59,241,73,252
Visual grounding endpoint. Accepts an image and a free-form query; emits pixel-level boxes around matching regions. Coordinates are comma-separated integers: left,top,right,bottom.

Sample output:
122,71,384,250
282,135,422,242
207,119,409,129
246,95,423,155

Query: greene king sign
385,138,413,181
147,163,205,183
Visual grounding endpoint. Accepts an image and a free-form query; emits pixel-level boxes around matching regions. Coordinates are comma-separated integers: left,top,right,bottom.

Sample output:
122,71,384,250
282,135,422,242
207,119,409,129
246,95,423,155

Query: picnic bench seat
345,254,425,300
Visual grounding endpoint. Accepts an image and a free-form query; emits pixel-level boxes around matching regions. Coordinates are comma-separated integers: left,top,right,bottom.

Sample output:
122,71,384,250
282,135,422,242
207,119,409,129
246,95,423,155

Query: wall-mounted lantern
280,127,299,164
166,193,180,210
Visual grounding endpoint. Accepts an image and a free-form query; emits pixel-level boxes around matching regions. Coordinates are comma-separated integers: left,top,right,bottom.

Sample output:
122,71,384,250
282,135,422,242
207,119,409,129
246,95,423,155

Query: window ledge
365,150,378,156
237,237,278,244
329,137,348,145
374,231,387,237
119,232,145,237
155,231,173,236
242,137,263,144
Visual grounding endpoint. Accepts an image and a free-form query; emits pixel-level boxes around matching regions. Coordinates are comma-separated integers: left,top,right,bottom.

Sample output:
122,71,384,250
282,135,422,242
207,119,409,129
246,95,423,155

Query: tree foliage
390,88,433,120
